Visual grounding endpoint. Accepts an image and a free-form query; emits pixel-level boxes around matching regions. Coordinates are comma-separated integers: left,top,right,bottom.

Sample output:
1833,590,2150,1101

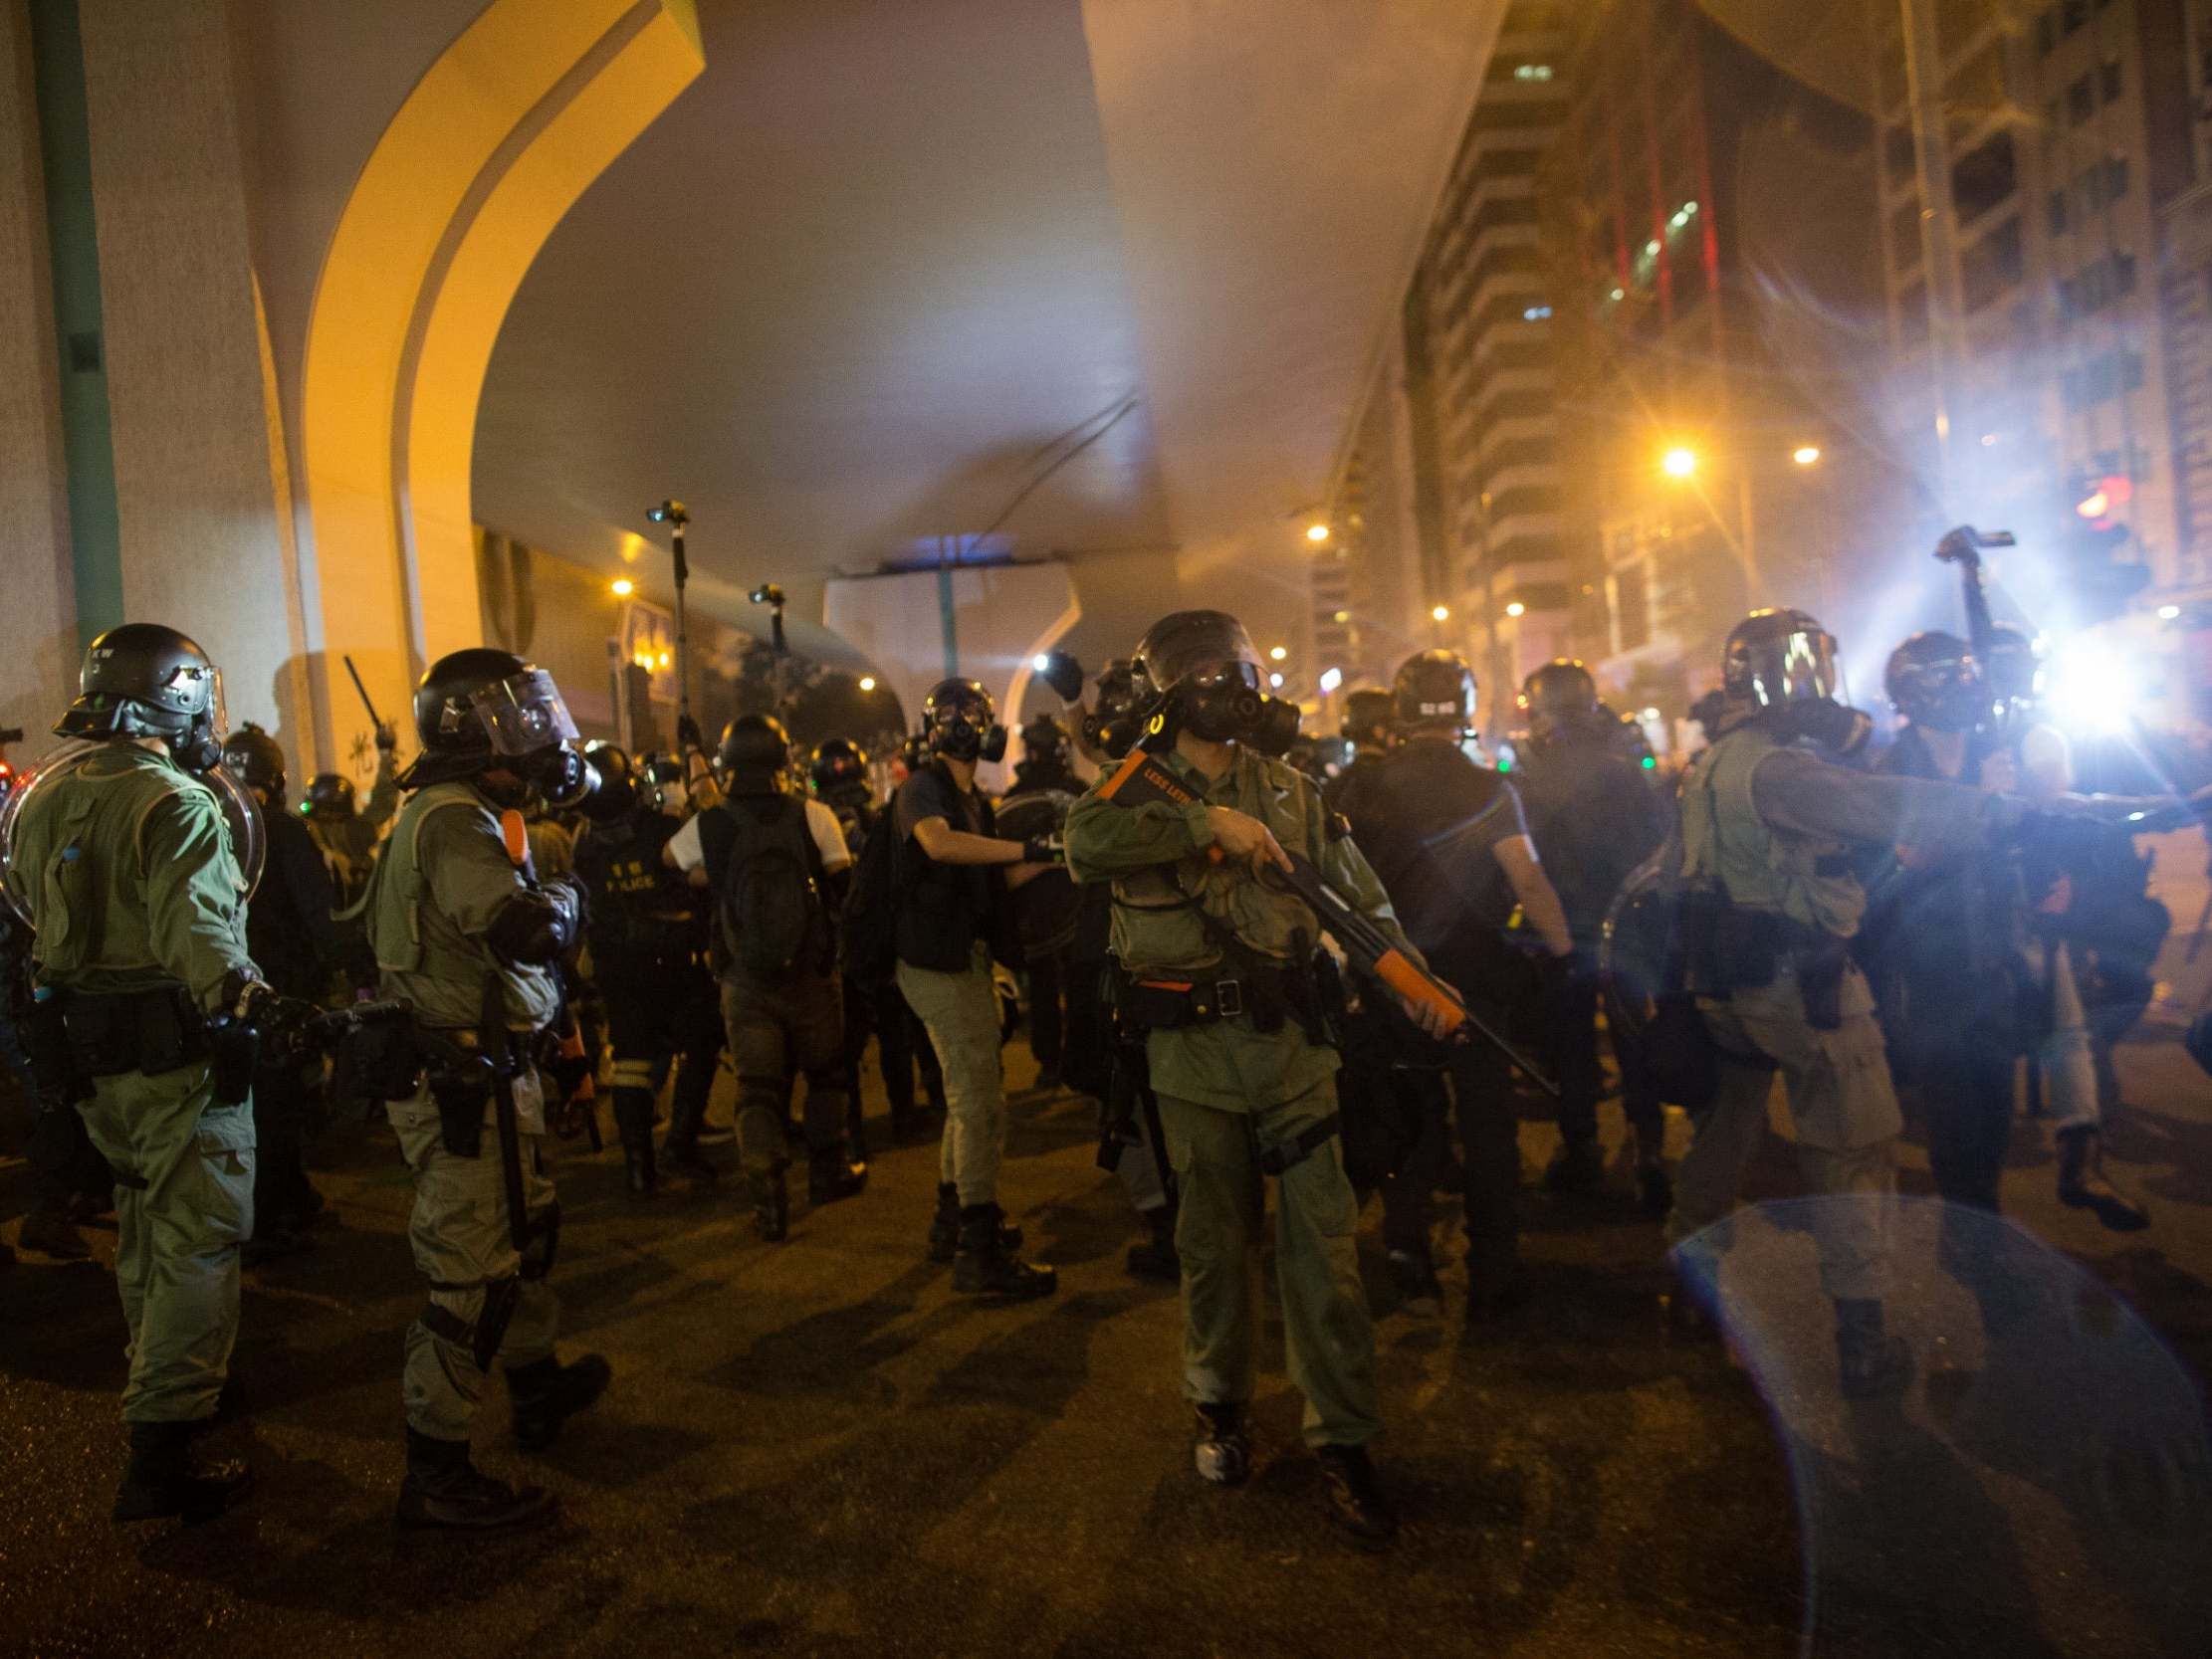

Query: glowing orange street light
1306,523,1331,543
858,676,877,693
1431,604,1450,623
610,577,635,597
1504,601,1526,618
1791,445,1822,467
1269,645,1288,661
1660,446,1697,479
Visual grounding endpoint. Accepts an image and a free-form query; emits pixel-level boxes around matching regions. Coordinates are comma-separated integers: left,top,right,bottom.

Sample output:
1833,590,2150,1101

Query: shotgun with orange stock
1095,747,1560,1096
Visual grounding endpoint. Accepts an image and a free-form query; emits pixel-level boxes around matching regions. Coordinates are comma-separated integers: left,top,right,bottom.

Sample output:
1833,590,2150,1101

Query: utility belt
1680,896,1853,1031
332,1014,550,1158
1115,949,1338,1045
37,981,257,1107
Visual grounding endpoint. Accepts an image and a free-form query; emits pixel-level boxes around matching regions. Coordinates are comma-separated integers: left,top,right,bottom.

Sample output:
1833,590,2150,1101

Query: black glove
548,874,588,942
676,713,704,752
1020,836,1065,867
1037,651,1085,704
374,721,397,753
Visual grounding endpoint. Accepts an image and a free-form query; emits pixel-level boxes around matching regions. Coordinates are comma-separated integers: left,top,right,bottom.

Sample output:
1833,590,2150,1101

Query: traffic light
2067,477,2150,622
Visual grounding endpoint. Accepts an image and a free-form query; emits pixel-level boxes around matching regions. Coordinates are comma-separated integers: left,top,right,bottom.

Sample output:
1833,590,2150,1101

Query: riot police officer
570,741,724,1197
221,722,340,1258
811,737,945,1144
1325,687,1397,809
1671,609,2046,1395
364,649,610,1529
1333,650,1575,1320
301,727,399,909
1510,659,1670,1209
1066,611,1448,1545
3,625,263,1521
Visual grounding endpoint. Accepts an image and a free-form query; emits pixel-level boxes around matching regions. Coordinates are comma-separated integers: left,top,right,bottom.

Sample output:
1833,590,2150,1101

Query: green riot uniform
4,745,258,1424
305,753,398,906
1066,744,1414,1449
1670,721,2013,1306
364,781,565,1441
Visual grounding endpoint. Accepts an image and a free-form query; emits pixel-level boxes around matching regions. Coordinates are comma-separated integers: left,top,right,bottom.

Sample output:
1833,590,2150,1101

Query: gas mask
1179,661,1302,755
1773,699,1873,757
524,744,598,811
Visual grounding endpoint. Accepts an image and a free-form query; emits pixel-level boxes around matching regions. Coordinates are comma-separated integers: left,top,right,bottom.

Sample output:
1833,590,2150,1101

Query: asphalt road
4,838,2210,1658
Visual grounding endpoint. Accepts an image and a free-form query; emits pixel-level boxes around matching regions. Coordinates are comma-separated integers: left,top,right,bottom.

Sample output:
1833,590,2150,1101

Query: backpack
838,808,900,987
709,794,828,978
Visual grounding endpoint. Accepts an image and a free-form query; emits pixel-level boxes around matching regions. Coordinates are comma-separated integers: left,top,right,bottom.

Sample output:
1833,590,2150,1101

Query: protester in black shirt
1335,651,1573,1318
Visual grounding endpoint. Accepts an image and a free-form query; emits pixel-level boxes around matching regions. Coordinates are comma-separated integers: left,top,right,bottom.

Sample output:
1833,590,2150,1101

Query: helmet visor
1185,660,1262,697
1746,624,1841,707
473,669,579,756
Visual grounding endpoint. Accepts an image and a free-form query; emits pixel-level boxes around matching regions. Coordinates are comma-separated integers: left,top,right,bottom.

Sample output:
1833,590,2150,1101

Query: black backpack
707,793,828,978
838,808,900,987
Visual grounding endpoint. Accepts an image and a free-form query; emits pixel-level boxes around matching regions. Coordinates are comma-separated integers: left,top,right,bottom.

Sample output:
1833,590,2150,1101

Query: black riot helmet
1720,608,1870,753
898,731,932,775
304,772,356,820
922,679,1007,763
718,713,792,787
1884,631,1984,733
1394,649,1478,736
1019,713,1070,769
56,623,229,772
1081,659,1146,759
1521,658,1599,725
809,736,870,797
580,739,638,818
1981,622,2044,706
1133,609,1301,755
404,647,594,807
1340,688,1398,751
221,723,287,804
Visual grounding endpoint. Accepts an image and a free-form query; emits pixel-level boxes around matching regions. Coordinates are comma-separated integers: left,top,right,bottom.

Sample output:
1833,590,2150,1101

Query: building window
1613,563,1651,654
1883,123,1915,178
2061,349,2145,408
1961,217,2023,311
1513,63,1555,82
1952,131,2016,224
2101,57,2122,104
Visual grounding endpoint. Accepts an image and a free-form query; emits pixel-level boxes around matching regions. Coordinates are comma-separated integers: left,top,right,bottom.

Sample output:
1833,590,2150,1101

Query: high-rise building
1394,0,1575,716
1545,0,1883,716
1871,0,2203,605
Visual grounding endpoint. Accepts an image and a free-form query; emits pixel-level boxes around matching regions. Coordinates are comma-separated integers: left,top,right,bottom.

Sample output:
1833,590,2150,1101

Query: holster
1795,934,1850,1031
431,1072,491,1158
331,1013,424,1103
473,1276,522,1370
1709,907,1784,993
20,988,91,1108
205,1015,259,1106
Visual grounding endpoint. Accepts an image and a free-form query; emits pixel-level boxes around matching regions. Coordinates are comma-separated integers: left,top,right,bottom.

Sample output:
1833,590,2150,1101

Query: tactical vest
1680,725,1864,938
363,780,559,1030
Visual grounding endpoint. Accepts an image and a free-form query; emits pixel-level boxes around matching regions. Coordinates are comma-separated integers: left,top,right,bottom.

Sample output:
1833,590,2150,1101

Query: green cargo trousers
1156,1077,1382,1450
387,1088,560,1441
76,1064,254,1424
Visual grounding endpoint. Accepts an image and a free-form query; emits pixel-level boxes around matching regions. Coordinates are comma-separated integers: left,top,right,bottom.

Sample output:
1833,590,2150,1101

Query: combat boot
623,1141,656,1199
1314,1443,1398,1548
928,1182,1023,1262
808,1152,868,1206
1634,1126,1672,1218
395,1428,554,1531
1193,1402,1251,1486
1543,1134,1604,1196
751,1164,790,1242
17,1204,91,1260
951,1203,1056,1299
506,1352,612,1451
2056,1126,2150,1232
111,1420,252,1523
1125,1205,1180,1283
1834,1299,1912,1400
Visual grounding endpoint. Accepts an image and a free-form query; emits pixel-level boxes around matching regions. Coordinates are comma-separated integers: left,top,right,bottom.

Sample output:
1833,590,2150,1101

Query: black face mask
1180,662,1301,755
934,719,1007,764
526,744,598,810
171,720,225,775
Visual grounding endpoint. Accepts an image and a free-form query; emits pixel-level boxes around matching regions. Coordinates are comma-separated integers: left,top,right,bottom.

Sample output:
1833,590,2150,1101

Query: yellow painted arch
299,0,702,766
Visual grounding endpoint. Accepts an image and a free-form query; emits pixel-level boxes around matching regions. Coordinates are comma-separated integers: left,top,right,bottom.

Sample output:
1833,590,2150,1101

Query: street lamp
1661,446,1697,479
610,577,635,597
1791,445,1822,467
1306,523,1331,543
1504,601,1525,618
858,676,877,693
1431,603,1450,622
1268,645,1288,661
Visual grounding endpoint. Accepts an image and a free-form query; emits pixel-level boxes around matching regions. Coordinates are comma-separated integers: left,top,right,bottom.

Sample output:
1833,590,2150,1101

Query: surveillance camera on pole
645,501,693,739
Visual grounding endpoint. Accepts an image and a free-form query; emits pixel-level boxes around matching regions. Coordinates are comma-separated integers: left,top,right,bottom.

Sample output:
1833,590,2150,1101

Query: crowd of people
0,574,2202,1548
